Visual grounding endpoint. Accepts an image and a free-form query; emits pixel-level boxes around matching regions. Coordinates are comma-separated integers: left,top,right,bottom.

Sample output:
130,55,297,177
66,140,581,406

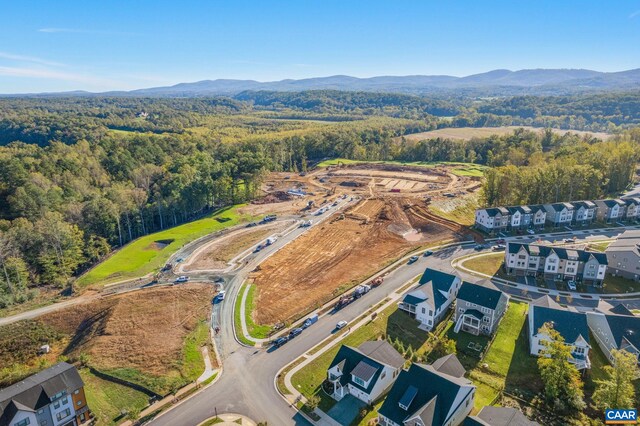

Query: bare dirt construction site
181,221,291,272
0,284,216,393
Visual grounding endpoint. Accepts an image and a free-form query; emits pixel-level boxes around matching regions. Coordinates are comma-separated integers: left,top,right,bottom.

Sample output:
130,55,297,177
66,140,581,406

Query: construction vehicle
369,276,384,288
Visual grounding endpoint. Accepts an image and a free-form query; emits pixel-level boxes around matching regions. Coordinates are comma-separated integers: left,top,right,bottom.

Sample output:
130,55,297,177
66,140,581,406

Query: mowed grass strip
181,320,212,382
77,205,257,287
80,368,150,426
233,283,256,346
461,253,505,276
243,284,273,339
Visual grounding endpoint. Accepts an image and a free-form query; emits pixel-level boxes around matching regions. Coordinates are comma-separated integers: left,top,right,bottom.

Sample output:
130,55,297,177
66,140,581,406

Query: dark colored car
289,327,303,338
273,336,288,347
423,250,433,257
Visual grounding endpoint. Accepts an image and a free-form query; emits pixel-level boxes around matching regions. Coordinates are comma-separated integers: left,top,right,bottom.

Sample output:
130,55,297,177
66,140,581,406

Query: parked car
567,280,577,291
216,290,226,301
408,255,419,264
273,336,288,347
175,275,189,283
336,320,348,330
564,238,577,243
527,229,536,235
302,314,319,329
423,250,433,257
246,222,258,228
289,327,303,338
491,244,506,251
474,244,484,251
254,245,263,253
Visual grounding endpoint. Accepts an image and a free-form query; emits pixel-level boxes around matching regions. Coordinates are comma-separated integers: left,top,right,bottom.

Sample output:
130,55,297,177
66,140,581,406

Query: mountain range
8,68,640,97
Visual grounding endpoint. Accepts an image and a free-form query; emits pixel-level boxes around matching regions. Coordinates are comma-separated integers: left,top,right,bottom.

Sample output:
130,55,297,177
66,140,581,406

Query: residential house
454,282,508,336
528,303,591,369
593,299,635,316
326,340,405,404
465,406,539,426
377,355,475,426
474,207,510,234
0,362,90,426
595,199,626,223
571,201,597,226
605,229,640,281
506,206,532,231
587,312,640,364
543,202,574,227
622,197,640,222
505,242,607,285
399,269,461,331
528,205,547,229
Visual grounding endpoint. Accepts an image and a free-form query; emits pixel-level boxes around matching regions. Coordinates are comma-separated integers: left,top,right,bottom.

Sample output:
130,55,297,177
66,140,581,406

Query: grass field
80,368,150,426
461,253,506,277
181,320,211,382
242,284,273,339
431,193,480,226
233,283,256,346
315,158,487,176
398,126,612,142
77,205,257,287
586,240,612,252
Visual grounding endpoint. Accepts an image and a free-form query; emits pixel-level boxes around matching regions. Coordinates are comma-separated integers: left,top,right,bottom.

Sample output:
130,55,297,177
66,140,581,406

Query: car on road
254,245,263,253
336,320,348,330
564,238,577,243
492,244,506,251
288,327,303,338
175,275,189,283
408,255,419,264
423,250,433,257
567,280,577,291
273,336,288,347
216,290,226,300
527,229,536,235
176,258,184,263
246,222,258,228
495,239,506,244
474,244,484,251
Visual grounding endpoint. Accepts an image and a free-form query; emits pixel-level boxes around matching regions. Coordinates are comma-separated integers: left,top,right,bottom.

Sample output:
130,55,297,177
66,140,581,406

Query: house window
380,372,386,380
56,409,71,422
74,389,80,395
15,419,30,426
61,397,68,405
77,400,83,406
421,307,426,314
53,401,60,409
353,376,365,387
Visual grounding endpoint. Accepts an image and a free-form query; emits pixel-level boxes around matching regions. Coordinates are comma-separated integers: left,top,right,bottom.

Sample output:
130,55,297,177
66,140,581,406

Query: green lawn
586,241,612,252
181,320,211,382
315,158,487,173
431,193,480,226
77,205,258,287
460,253,507,278
602,274,640,294
242,284,273,339
80,368,150,426
233,283,257,346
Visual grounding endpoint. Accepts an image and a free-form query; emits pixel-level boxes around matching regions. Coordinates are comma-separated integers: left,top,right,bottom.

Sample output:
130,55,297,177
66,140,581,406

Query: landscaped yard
586,240,612,252
602,274,640,294
460,253,508,279
77,205,258,287
80,368,150,426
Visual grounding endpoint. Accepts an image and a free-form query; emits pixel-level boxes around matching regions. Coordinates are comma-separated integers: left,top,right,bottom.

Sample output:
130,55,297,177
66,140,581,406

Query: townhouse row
504,242,608,285
475,198,640,233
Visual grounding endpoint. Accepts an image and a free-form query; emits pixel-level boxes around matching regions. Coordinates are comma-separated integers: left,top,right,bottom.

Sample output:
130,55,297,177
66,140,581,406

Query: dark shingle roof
328,345,384,394
527,204,546,214
548,202,574,211
378,362,473,426
0,363,83,426
604,314,640,351
484,207,509,217
507,242,607,264
464,309,484,319
402,292,427,306
457,282,504,310
358,341,405,369
531,306,589,345
572,200,596,209
416,268,458,311
598,198,625,207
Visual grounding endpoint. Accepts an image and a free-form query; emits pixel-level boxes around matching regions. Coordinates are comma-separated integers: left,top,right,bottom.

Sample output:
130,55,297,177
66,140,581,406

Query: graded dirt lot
181,222,290,272
0,284,215,393
398,126,612,142
250,197,461,325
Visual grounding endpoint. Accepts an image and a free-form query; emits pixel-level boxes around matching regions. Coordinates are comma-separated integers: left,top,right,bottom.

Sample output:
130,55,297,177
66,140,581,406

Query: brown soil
40,284,215,376
250,198,458,325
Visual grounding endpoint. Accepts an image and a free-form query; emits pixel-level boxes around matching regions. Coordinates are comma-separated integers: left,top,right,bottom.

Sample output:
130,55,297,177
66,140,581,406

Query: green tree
537,323,585,412
593,349,639,410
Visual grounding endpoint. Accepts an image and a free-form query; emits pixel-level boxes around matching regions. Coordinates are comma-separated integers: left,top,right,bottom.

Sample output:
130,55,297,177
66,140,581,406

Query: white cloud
0,51,64,67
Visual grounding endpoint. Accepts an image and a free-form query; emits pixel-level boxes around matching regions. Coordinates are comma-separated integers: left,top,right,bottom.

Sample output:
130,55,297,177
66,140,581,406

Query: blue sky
1,0,640,93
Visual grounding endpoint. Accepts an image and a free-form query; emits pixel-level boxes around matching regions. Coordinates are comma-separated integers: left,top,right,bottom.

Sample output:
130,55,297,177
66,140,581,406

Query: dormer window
398,385,418,410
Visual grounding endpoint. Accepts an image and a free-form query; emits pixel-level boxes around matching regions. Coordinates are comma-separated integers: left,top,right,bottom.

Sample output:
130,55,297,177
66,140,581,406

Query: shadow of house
504,321,543,399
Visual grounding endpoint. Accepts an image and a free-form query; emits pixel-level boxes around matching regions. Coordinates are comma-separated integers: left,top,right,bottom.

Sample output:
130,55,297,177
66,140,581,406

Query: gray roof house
595,199,626,223
605,229,640,281
0,362,89,426
399,269,461,331
528,305,591,369
571,200,597,225
465,406,539,426
474,207,510,233
543,202,574,227
326,341,405,404
454,282,508,336
377,355,475,426
587,312,640,364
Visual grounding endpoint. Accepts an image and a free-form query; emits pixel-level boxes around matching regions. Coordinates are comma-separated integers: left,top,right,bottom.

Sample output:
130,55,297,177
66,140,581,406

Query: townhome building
474,207,510,234
528,205,547,229
595,199,626,223
377,355,475,426
0,362,90,426
505,242,607,285
622,197,640,222
543,202,574,227
571,201,597,226
326,341,405,404
506,206,532,230
399,268,461,331
605,229,640,282
587,312,640,364
453,282,508,336
528,302,591,370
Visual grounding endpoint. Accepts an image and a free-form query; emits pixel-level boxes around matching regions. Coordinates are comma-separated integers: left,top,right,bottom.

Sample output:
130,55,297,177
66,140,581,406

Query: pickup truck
175,276,189,283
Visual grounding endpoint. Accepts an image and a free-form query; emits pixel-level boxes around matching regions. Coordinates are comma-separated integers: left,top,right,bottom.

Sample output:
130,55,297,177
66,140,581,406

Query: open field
0,284,216,395
77,205,258,287
461,253,506,277
398,126,612,142
316,158,488,178
430,192,480,226
250,197,460,325
181,222,288,272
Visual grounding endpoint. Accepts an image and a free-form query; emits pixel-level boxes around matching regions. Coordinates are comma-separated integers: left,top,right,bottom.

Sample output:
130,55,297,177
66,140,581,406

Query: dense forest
0,91,639,308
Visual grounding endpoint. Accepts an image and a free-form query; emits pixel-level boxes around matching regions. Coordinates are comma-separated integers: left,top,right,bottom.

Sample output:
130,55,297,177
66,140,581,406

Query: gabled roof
0,363,83,426
595,300,634,316
507,242,608,265
358,341,405,369
531,295,562,309
378,361,473,426
530,306,589,345
471,406,539,426
402,291,428,306
457,282,505,310
430,354,466,378
547,202,574,211
603,314,640,351
597,198,625,207
351,360,379,383
622,197,640,207
507,206,531,215
484,207,509,217
527,204,546,214
572,200,596,209
415,268,459,311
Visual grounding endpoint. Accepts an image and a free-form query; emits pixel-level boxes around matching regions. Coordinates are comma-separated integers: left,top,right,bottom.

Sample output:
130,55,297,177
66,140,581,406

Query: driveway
327,395,366,425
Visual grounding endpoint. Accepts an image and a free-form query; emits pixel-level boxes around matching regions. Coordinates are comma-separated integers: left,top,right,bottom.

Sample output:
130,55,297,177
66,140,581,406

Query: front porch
454,311,484,335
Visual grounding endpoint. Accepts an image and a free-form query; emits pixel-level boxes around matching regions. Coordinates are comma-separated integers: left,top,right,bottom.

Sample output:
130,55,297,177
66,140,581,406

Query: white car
527,229,535,235
336,320,348,330
217,290,226,300
567,281,577,291
175,275,189,283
